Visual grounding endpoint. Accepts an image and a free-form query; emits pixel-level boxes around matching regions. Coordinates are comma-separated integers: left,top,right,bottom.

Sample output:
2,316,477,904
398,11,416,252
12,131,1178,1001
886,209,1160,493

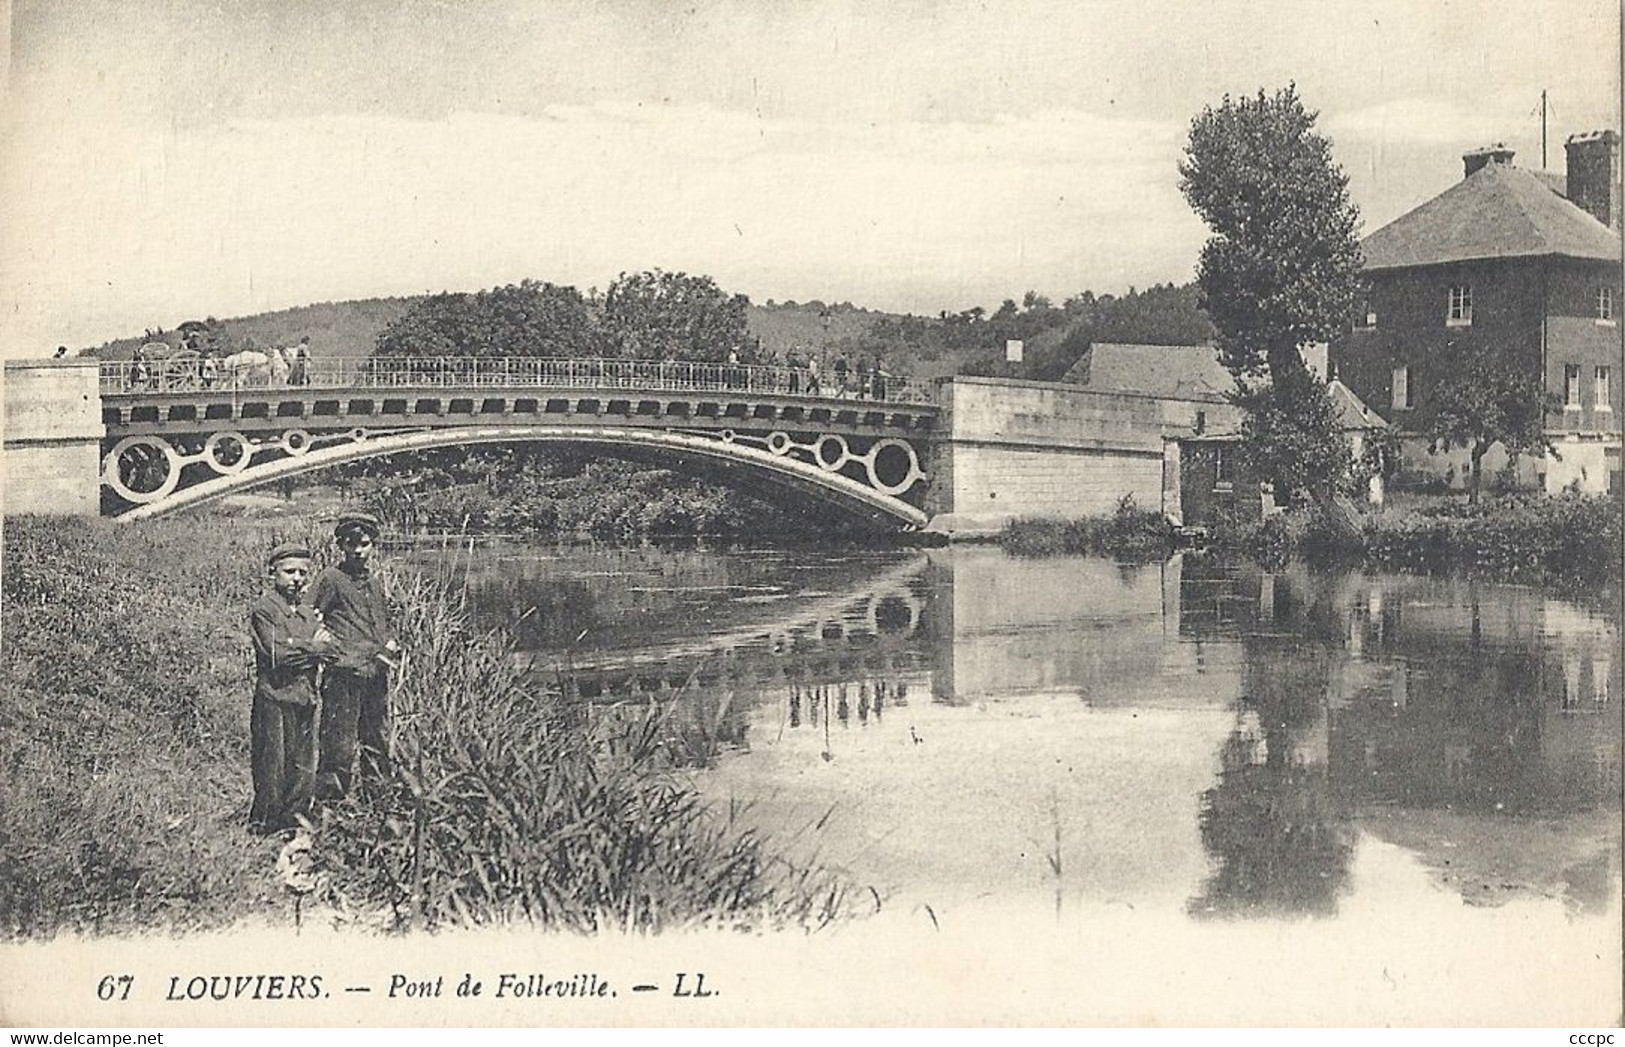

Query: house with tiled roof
1330,132,1623,495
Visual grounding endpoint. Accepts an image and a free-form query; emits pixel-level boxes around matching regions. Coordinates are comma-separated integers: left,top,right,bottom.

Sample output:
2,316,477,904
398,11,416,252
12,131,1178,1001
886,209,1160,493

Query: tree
1179,85,1365,500
1233,382,1356,506
373,279,595,359
1423,341,1558,504
601,270,752,362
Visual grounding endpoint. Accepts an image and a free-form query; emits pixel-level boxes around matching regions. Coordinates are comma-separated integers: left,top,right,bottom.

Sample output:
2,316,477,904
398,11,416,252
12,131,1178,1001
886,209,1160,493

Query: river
419,541,1622,1021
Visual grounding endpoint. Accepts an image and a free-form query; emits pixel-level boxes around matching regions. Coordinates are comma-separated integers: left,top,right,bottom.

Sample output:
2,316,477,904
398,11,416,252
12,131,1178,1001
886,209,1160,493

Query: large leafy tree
374,279,595,359
600,270,752,363
1423,340,1558,504
1179,85,1365,500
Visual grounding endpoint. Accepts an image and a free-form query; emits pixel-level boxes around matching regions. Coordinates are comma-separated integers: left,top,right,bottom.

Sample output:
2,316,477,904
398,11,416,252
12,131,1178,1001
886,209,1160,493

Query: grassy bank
0,514,846,937
1,516,301,935
998,497,1175,560
995,492,1621,591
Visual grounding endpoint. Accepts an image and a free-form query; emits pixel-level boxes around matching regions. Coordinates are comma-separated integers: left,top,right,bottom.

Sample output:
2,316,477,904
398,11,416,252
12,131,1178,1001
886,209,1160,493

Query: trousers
249,695,315,831
316,669,391,797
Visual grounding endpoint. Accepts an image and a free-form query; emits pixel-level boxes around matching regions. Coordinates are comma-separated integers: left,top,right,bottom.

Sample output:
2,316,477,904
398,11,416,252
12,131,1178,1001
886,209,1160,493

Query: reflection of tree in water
1189,729,1355,919
1190,577,1357,919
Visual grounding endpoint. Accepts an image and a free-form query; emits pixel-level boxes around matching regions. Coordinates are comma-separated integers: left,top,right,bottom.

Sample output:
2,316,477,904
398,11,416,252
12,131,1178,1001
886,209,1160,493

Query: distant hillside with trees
88,297,415,362
82,275,1214,386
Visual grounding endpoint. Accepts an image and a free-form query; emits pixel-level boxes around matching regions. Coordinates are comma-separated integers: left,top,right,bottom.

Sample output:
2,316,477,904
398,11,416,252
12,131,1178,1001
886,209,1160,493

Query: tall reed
309,561,852,933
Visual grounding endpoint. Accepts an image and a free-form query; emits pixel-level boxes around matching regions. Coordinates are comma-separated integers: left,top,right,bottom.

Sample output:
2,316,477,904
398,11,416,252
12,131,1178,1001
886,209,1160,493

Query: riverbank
1000,492,1623,592
0,514,847,937
997,497,1174,560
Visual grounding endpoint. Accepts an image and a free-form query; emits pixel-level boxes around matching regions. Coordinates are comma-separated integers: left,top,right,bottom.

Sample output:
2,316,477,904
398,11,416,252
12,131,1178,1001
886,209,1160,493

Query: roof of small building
1361,161,1620,271
1326,378,1388,431
1173,381,1384,445
1060,342,1234,401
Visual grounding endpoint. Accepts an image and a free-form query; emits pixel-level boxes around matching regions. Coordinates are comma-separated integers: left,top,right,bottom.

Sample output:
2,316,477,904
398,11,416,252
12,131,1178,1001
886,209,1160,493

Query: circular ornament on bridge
720,428,736,443
280,428,313,457
103,436,182,504
812,434,850,472
348,427,369,442
766,431,793,456
203,430,253,475
863,438,925,496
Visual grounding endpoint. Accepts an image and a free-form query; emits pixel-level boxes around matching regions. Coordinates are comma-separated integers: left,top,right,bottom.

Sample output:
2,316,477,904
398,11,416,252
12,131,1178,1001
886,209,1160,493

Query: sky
1,0,1618,353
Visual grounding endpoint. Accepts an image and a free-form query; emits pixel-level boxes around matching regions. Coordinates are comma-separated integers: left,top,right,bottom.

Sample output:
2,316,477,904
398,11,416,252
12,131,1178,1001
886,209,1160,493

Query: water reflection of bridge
547,556,932,700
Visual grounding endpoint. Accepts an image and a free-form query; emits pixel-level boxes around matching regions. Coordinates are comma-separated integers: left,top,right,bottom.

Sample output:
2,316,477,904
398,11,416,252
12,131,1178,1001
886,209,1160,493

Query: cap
333,511,382,540
266,542,313,566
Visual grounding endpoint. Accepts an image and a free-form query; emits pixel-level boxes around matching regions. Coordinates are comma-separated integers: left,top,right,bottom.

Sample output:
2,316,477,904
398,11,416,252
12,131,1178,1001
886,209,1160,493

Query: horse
219,346,300,387
218,350,272,387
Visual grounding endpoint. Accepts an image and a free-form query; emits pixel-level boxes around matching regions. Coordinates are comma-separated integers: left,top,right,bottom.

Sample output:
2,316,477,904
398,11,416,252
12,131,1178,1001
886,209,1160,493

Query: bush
1363,492,1621,583
348,452,813,540
1000,496,1174,560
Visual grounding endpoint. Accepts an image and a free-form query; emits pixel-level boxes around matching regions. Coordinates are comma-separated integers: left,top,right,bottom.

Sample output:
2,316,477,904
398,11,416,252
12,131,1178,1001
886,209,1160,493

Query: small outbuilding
1161,378,1391,529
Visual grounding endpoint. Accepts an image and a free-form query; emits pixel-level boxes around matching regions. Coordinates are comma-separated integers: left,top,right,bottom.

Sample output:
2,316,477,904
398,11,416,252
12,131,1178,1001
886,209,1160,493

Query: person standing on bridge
248,543,337,833
786,350,802,394
127,345,152,391
288,336,311,386
199,345,218,389
311,512,401,797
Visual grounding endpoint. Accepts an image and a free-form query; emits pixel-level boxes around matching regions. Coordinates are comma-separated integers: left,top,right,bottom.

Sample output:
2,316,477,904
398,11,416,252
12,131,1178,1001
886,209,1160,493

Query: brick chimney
1462,143,1516,178
1565,130,1621,230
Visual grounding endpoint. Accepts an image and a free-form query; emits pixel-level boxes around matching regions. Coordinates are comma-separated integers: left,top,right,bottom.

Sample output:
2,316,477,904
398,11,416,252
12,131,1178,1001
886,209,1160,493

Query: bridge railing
100,355,931,404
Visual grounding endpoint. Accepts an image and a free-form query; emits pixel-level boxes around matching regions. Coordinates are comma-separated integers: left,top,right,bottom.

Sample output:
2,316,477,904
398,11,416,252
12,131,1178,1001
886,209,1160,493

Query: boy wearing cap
248,544,336,833
310,512,401,796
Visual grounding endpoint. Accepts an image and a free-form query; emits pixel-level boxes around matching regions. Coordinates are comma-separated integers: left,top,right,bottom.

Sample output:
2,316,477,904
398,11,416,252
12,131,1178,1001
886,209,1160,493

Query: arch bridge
8,358,1211,536
93,356,941,529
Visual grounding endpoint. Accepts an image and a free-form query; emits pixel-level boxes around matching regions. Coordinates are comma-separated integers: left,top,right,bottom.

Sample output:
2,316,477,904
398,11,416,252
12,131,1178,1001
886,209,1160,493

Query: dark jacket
309,563,397,677
249,593,333,706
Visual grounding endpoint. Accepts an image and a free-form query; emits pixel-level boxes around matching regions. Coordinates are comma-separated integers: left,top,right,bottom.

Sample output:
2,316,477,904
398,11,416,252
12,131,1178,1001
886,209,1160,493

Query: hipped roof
1361,161,1620,271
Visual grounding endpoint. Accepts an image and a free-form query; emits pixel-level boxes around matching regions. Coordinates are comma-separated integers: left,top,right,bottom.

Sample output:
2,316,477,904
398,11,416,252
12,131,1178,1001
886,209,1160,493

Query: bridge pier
3,360,106,516
924,376,1238,537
